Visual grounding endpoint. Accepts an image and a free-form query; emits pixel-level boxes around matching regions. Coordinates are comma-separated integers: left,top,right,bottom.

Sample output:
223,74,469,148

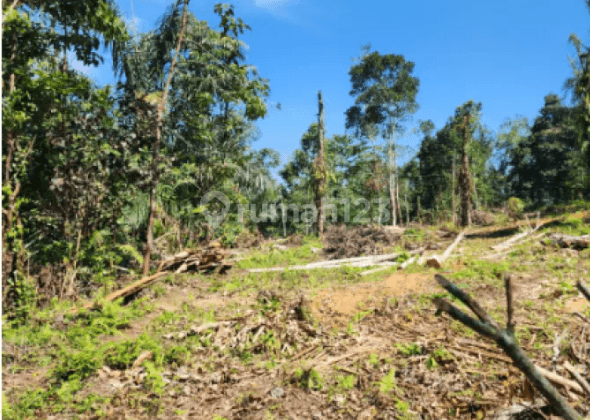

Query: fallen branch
576,281,590,302
359,262,399,276
73,244,229,313
481,232,546,260
75,271,169,312
535,365,585,396
490,224,541,252
426,230,466,269
399,254,419,269
249,250,425,273
432,273,583,420
563,361,590,396
359,248,423,276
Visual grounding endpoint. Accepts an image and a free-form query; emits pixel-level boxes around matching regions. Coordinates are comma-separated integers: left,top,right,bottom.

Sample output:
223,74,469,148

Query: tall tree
345,46,419,226
141,0,190,275
565,2,590,195
313,91,328,236
116,2,269,272
2,0,129,307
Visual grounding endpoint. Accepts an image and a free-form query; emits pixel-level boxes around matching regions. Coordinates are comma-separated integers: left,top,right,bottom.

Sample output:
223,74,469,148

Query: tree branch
433,274,583,420
576,280,590,302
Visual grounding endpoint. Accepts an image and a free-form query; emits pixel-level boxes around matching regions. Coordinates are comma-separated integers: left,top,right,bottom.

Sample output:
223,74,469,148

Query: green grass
237,237,323,269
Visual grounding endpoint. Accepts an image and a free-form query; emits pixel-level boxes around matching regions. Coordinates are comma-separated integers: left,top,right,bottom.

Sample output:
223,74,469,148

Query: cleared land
3,212,590,419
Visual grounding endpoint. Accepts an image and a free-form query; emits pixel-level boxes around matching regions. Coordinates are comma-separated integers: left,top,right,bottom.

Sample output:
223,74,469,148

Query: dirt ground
312,273,432,327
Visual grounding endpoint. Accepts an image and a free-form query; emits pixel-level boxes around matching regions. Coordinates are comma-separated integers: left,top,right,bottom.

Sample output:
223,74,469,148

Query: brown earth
312,273,432,326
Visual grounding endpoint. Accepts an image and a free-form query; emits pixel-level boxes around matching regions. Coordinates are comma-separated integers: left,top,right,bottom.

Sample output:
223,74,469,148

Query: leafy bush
507,197,525,217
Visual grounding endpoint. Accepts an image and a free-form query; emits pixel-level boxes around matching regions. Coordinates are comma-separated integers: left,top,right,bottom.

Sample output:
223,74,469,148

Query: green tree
345,45,419,226
496,117,532,200
2,0,129,308
564,1,590,195
115,2,269,270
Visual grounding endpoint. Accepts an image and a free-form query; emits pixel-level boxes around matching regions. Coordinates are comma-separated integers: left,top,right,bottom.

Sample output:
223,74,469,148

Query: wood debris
426,230,466,269
547,233,590,250
157,242,231,274
75,242,230,312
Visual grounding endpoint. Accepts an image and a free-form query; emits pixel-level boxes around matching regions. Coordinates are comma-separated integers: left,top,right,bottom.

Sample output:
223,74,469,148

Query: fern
116,244,144,266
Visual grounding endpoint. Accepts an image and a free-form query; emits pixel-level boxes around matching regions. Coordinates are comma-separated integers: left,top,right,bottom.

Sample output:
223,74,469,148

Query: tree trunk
405,179,409,225
143,0,190,275
389,178,396,226
459,114,472,227
388,119,397,226
314,91,327,237
451,152,457,225
417,195,421,222
395,176,402,225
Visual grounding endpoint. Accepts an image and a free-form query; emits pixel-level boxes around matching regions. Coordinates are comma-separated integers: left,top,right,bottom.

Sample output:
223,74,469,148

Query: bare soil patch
312,273,431,326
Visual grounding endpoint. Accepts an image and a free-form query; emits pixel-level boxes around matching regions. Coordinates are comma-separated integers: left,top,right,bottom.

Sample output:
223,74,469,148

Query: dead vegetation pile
324,224,405,259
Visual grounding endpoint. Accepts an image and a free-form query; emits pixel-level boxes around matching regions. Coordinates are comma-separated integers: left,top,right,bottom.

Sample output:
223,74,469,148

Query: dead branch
481,232,546,260
426,230,465,268
432,274,583,420
75,271,169,312
73,245,229,313
534,365,585,396
249,250,424,273
576,281,590,302
359,262,399,276
563,362,590,396
490,223,544,252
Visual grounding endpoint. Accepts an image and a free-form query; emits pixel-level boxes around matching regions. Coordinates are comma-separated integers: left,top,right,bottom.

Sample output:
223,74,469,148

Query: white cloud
252,0,299,18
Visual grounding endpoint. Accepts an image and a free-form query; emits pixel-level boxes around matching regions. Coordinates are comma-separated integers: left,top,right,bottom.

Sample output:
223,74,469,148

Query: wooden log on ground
481,232,546,260
251,249,425,274
563,361,590,396
75,271,170,312
547,233,590,250
426,230,466,269
490,220,548,252
359,262,399,276
399,254,419,269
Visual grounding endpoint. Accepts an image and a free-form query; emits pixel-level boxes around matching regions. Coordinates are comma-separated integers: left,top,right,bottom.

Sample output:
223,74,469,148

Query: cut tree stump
426,230,466,269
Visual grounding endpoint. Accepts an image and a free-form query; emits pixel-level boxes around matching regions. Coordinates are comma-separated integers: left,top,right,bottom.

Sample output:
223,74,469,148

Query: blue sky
79,0,589,167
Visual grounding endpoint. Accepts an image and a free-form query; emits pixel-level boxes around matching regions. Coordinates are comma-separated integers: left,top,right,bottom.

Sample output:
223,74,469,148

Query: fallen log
481,232,546,260
399,254,419,269
251,249,423,274
359,262,399,276
547,233,590,250
426,230,466,269
535,365,585,396
75,271,170,312
490,220,548,252
74,243,229,312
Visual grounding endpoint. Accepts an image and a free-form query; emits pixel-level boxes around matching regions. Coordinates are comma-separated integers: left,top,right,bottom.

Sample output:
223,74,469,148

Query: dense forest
2,0,589,313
